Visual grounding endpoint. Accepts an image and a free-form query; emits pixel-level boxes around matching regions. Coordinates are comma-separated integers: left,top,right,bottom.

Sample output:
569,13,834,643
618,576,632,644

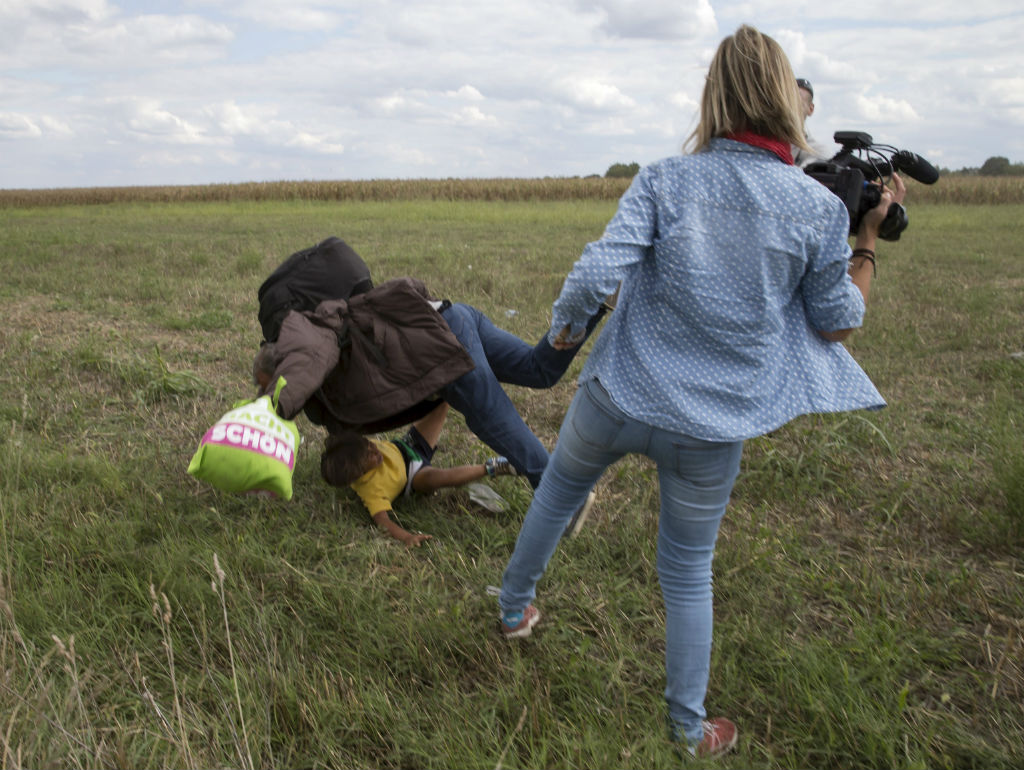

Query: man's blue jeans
440,303,594,488
499,377,743,744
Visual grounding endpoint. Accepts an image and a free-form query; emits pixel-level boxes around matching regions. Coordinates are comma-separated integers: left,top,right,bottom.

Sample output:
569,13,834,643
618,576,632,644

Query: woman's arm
817,173,906,343
549,167,657,345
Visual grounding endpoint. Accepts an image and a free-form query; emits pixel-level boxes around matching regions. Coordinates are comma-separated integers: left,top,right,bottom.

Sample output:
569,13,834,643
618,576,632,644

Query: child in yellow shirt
320,403,515,546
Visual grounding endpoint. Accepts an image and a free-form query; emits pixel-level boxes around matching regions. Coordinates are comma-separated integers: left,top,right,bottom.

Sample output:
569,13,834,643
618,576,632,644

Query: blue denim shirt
551,138,885,442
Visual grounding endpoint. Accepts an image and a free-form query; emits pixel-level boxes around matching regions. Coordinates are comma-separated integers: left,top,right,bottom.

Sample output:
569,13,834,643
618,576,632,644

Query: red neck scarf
725,130,794,165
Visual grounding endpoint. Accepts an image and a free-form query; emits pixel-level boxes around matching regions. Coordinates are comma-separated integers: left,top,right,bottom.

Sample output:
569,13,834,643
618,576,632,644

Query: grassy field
1,187,1022,769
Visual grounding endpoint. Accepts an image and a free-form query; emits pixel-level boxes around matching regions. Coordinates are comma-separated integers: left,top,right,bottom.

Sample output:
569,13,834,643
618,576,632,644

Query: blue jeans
499,378,743,744
440,303,599,488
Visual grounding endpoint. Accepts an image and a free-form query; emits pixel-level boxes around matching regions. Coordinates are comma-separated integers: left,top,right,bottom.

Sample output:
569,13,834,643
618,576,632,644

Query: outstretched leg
412,455,516,494
440,304,552,487
411,463,485,494
448,303,608,389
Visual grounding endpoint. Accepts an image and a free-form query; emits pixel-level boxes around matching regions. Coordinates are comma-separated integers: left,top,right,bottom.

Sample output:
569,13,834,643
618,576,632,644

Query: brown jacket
270,278,475,433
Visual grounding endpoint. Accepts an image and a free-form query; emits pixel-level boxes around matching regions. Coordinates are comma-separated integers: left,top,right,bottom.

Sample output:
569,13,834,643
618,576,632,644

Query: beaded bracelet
850,248,876,276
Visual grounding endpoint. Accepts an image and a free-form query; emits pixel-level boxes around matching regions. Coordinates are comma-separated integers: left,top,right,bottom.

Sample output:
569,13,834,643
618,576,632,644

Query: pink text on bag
204,423,296,469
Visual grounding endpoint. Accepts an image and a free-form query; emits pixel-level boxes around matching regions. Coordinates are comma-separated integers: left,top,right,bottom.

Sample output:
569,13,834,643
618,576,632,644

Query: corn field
2,174,1021,208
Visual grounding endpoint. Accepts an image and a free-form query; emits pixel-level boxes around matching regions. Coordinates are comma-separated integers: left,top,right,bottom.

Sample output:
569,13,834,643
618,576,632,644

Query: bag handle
271,375,288,411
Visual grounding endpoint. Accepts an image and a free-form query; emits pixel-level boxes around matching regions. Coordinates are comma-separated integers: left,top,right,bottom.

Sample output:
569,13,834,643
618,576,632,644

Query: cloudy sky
2,1,1021,189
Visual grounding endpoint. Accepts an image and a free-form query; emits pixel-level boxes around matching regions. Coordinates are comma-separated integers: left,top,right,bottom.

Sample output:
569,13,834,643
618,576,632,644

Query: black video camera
804,131,939,241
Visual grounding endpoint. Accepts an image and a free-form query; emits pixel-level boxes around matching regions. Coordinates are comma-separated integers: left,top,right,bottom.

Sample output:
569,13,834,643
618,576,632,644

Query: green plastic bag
187,377,301,500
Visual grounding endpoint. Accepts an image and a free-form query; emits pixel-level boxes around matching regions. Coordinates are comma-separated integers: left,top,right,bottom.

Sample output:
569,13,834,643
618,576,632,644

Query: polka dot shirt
551,138,886,442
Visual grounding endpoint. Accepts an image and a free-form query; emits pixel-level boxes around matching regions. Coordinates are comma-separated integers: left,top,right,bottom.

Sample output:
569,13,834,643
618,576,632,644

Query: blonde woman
496,25,905,758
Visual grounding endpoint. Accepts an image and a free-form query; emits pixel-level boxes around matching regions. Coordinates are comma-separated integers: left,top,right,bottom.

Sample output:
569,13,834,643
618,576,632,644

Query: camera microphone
891,150,939,185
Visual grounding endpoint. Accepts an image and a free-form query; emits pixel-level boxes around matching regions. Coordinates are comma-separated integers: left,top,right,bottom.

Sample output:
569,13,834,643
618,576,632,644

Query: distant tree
980,156,1011,176
605,162,640,179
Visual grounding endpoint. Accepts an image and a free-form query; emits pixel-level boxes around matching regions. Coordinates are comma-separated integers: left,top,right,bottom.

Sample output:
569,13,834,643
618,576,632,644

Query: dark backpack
257,236,374,343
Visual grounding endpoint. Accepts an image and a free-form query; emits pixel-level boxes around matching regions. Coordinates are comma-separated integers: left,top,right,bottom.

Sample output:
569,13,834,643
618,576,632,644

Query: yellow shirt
350,439,407,517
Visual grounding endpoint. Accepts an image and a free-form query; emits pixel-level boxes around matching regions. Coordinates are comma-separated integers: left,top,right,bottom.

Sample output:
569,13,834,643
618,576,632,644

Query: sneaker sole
565,490,596,538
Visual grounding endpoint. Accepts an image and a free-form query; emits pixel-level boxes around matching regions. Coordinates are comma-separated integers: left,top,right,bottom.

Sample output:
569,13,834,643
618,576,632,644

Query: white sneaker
564,490,596,537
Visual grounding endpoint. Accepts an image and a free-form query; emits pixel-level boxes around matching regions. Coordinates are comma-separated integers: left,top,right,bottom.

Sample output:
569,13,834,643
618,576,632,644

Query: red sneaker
695,717,738,758
500,605,540,638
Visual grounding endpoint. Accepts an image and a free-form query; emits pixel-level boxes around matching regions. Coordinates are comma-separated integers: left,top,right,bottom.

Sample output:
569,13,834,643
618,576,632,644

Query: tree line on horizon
962,156,1024,176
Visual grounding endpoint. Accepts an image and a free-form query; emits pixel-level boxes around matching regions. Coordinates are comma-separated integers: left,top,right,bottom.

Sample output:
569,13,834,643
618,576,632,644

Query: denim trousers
439,303,594,488
499,377,743,744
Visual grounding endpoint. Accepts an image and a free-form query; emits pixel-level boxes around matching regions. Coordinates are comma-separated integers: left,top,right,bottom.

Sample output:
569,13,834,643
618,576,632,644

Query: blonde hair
684,25,810,155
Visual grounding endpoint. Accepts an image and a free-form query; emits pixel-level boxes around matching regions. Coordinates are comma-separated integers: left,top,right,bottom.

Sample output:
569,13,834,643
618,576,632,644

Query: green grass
1,196,1022,769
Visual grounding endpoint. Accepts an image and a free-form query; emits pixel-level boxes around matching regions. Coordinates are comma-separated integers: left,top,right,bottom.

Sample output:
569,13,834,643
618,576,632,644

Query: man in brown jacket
254,277,607,490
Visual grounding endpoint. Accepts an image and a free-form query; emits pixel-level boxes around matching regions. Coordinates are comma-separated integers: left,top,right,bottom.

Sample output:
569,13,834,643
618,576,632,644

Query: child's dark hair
321,431,374,487
252,342,278,387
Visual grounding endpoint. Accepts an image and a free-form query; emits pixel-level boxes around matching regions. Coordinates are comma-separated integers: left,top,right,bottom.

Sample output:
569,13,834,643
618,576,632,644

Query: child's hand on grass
403,532,433,548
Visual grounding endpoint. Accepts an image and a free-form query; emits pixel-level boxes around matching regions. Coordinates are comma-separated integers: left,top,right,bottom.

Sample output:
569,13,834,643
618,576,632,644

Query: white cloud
557,76,635,111
0,0,113,24
64,14,233,64
126,101,221,145
208,101,269,136
366,142,439,169
771,29,854,82
0,112,42,139
581,0,717,40
0,5,232,70
668,90,698,111
39,115,74,137
448,85,484,101
216,0,349,32
452,105,498,126
205,100,348,156
577,114,636,137
372,91,432,119
286,132,345,154
135,149,208,168
368,85,499,128
0,110,72,140
853,93,921,125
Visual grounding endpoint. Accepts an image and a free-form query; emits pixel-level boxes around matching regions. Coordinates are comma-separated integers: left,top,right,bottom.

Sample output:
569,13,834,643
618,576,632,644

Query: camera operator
494,25,906,758
792,77,831,167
